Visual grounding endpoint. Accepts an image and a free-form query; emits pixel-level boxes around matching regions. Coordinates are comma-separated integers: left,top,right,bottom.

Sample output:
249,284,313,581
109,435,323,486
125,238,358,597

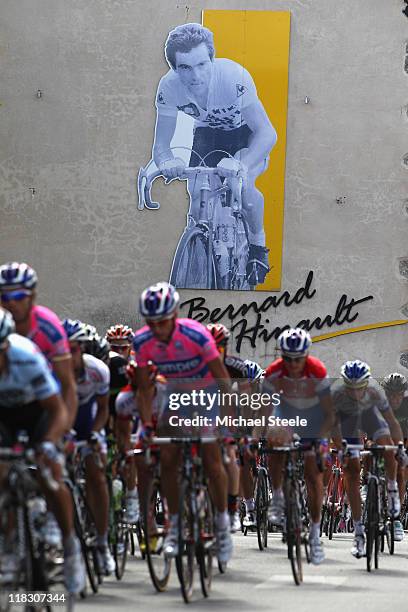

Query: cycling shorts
189,125,252,168
0,402,49,445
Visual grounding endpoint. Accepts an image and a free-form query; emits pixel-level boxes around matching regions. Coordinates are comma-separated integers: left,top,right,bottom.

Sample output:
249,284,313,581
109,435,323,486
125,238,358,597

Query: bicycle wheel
24,504,51,612
328,473,338,540
170,227,217,290
386,517,395,555
176,481,195,603
143,478,171,592
231,212,252,290
284,480,303,585
256,470,268,550
365,479,379,572
71,485,98,594
197,487,214,598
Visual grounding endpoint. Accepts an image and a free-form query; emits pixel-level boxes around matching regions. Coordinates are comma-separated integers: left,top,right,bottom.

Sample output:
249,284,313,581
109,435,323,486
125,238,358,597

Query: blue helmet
62,318,89,342
278,328,312,357
0,262,38,290
139,282,179,320
244,359,265,383
340,360,371,387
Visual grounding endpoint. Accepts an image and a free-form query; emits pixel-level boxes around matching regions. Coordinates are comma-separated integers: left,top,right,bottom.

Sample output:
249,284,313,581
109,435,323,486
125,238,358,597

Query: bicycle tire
256,470,268,550
365,479,378,572
24,504,50,612
197,487,214,598
71,486,98,594
176,481,195,603
170,227,217,290
230,212,252,290
386,517,395,555
143,478,171,592
284,479,303,585
113,511,129,580
328,472,338,540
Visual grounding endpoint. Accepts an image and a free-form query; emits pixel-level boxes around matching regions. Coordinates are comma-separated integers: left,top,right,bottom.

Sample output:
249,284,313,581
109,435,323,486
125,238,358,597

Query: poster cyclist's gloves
159,157,186,180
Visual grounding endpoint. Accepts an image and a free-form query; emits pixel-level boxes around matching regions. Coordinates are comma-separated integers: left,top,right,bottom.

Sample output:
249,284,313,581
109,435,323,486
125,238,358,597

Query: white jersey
77,354,110,409
0,334,59,408
115,381,167,420
155,58,258,131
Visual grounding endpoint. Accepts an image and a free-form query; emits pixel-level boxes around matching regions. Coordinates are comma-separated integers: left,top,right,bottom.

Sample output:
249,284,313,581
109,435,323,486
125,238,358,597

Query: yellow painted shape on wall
202,10,291,291
312,319,408,343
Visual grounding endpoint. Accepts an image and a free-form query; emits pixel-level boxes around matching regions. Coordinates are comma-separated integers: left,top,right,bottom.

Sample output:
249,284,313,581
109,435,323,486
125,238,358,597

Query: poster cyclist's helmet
139,282,179,321
207,323,230,350
381,372,408,393
340,360,371,388
0,307,16,346
244,359,265,383
278,328,312,357
106,324,134,343
0,262,38,290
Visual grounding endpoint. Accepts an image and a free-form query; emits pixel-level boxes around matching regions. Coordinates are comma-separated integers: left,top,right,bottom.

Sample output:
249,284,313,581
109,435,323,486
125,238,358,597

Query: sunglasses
282,355,305,363
111,344,130,351
1,290,32,303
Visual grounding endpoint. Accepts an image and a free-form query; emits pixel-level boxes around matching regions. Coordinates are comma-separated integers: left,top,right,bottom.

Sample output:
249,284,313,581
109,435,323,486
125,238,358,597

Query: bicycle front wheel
170,227,217,290
196,487,214,598
256,470,269,551
176,481,195,603
284,480,303,585
365,479,379,572
143,478,171,592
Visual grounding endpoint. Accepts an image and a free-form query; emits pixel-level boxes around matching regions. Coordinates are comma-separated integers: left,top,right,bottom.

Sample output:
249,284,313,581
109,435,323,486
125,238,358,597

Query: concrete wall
1,0,407,375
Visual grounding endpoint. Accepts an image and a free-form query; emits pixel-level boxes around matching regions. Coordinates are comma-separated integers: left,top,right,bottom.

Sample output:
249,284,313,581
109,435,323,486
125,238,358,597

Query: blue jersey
0,334,59,409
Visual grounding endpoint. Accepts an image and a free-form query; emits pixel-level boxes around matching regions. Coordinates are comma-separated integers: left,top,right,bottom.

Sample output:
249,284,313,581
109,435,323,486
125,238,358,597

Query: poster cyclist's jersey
27,304,70,366
133,319,219,383
264,356,331,411
155,58,258,131
0,334,59,409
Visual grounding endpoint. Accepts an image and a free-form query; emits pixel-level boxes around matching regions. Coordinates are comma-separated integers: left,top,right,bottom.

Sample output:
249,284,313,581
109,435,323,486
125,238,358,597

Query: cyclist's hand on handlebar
159,157,186,180
216,157,247,178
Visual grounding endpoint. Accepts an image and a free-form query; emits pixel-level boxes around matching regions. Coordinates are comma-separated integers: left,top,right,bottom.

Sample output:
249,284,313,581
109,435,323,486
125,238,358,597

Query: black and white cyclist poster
138,11,290,291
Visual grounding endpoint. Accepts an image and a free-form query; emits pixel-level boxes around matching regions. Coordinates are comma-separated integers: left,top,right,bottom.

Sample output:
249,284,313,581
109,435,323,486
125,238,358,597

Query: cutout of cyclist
151,23,277,287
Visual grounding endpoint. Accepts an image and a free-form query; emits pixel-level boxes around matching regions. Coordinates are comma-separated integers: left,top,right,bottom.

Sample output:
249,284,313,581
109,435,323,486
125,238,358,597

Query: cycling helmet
0,307,15,346
207,323,230,349
139,282,179,320
62,319,90,342
105,324,134,343
278,328,312,357
244,359,265,383
0,262,38,290
340,360,371,388
85,334,110,364
381,372,408,393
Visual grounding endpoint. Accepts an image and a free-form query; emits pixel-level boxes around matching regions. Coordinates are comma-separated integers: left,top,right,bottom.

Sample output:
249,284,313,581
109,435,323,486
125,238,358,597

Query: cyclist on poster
145,22,277,289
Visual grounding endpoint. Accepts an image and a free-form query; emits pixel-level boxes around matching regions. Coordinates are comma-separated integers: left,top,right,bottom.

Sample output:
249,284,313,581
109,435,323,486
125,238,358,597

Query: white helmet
278,328,312,357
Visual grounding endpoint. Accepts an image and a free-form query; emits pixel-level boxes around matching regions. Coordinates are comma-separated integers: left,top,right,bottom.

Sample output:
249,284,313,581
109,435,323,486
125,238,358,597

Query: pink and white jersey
28,305,70,365
133,318,219,383
264,356,331,411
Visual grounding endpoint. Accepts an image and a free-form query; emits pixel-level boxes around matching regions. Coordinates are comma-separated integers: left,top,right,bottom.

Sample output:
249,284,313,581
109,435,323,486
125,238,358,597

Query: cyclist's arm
382,407,404,443
152,113,178,166
318,393,336,438
92,393,109,432
38,393,68,443
207,356,232,392
52,356,77,428
135,365,155,425
240,100,277,172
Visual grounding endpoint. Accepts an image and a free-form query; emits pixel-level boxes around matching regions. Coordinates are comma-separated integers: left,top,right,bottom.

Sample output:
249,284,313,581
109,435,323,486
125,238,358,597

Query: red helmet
207,323,230,349
106,324,134,343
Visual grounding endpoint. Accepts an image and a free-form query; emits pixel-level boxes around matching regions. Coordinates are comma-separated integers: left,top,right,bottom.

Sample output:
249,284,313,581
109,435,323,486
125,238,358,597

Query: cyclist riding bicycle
62,318,115,575
132,282,233,564
0,261,77,424
105,324,134,420
0,308,85,593
332,362,404,555
381,372,408,516
263,328,335,565
151,23,277,286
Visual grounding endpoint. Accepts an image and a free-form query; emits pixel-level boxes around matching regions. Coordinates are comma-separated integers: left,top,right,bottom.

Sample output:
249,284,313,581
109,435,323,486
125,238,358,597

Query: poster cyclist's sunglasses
1,290,32,303
282,355,305,363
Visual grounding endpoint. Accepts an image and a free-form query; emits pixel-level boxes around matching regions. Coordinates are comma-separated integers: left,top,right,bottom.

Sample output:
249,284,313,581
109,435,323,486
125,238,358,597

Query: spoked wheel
230,212,252,290
256,470,269,551
284,481,303,585
385,517,395,555
365,479,379,572
112,511,129,580
170,227,218,290
328,474,338,540
320,503,328,537
176,482,195,603
143,479,171,592
196,487,214,598
71,487,98,594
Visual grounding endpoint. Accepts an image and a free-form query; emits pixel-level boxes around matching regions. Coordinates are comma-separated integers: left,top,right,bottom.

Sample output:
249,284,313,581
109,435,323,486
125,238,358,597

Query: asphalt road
74,530,408,612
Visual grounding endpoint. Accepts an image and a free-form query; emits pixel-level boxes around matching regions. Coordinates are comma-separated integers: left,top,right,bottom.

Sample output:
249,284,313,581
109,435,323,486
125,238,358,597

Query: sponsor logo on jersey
177,103,200,118
236,84,247,97
157,92,166,105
